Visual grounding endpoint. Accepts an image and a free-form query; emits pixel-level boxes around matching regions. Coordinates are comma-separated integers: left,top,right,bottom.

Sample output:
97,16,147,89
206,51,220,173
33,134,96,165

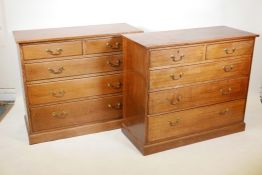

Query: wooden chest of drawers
14,23,142,144
122,26,258,155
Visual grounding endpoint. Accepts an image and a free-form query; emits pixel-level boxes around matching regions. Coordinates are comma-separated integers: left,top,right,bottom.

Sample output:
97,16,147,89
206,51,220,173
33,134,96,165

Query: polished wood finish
150,57,251,90
30,95,122,132
22,41,83,60
150,45,205,67
123,122,245,155
84,37,122,54
14,23,142,144
30,119,122,144
122,38,149,144
148,99,245,142
122,26,258,49
122,26,258,155
149,77,248,114
24,54,122,81
27,73,122,105
206,40,254,59
14,23,143,44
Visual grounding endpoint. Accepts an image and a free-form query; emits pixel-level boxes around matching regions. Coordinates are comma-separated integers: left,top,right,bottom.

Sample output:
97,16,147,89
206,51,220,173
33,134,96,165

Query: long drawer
84,37,122,55
206,40,254,60
22,41,83,60
27,74,122,105
147,99,246,142
150,57,251,90
30,95,122,132
24,54,122,81
148,77,248,114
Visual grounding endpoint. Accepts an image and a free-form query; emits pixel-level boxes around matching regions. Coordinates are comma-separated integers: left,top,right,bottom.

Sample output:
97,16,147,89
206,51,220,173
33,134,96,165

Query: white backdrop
1,0,262,101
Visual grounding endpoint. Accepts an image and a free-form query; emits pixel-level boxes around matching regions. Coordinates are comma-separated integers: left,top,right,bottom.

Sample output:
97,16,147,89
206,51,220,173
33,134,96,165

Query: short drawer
147,99,246,142
150,45,204,67
84,37,122,55
24,54,122,81
30,95,122,132
22,41,83,60
206,40,254,60
148,77,248,114
150,57,251,90
27,74,122,105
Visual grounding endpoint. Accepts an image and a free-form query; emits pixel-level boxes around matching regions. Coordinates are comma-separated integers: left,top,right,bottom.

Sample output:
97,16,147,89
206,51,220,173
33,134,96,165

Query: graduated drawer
84,37,122,55
24,54,122,81
148,77,248,114
27,74,122,105
22,41,82,60
147,99,246,142
206,40,254,60
30,95,122,132
150,45,204,67
150,56,251,90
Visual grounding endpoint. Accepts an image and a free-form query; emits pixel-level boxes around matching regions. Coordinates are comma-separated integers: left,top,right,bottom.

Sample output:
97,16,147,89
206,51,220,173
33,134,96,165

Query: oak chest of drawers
14,23,142,144
122,26,258,155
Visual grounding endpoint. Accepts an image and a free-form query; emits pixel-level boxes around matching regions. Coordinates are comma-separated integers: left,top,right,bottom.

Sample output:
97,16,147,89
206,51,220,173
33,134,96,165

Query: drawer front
149,77,248,114
150,45,204,67
27,74,122,105
150,57,251,90
30,95,122,132
206,40,254,60
84,37,122,55
148,99,246,142
25,55,122,81
22,41,83,60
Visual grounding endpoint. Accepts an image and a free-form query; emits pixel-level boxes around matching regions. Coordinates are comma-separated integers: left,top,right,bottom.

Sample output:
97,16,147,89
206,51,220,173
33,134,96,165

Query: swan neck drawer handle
170,72,183,80
106,42,120,49
107,82,122,89
46,48,63,56
219,108,229,115
168,118,180,127
108,102,122,110
224,48,236,54
48,67,64,74
224,65,233,72
170,54,184,62
107,59,121,67
220,88,232,95
52,111,68,119
51,90,65,98
170,95,182,105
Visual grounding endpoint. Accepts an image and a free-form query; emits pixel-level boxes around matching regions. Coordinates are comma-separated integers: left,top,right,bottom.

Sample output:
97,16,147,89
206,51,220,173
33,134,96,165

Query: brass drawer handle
46,48,63,56
170,72,183,80
168,118,180,127
219,108,229,115
51,90,65,98
107,59,121,67
220,87,232,95
170,54,184,62
224,65,233,72
48,67,64,74
106,42,120,49
107,82,122,89
52,111,68,119
224,48,236,54
170,95,182,105
108,102,122,110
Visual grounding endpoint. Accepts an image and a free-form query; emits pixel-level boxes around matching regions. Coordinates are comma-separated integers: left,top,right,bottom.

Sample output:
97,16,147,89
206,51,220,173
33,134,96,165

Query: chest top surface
122,26,258,49
14,23,142,44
